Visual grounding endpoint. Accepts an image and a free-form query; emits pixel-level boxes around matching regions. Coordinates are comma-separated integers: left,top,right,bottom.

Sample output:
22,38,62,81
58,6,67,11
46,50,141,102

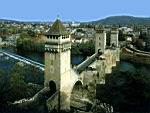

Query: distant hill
0,19,18,23
0,19,73,25
90,16,150,25
0,19,54,25
1,16,150,25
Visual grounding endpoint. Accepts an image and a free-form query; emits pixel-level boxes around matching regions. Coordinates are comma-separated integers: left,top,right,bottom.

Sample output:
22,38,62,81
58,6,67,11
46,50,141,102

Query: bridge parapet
74,48,120,86
75,53,101,74
96,57,106,84
47,91,59,112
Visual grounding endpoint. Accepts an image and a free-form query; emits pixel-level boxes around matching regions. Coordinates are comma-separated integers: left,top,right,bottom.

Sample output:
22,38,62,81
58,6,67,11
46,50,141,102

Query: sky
0,0,150,22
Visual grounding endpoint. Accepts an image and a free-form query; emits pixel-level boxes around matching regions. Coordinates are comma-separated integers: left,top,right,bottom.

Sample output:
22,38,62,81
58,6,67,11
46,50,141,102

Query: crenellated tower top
45,19,71,52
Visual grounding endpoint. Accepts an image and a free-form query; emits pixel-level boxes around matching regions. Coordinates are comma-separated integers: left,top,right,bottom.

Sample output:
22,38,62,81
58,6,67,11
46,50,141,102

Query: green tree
118,30,126,41
91,100,113,113
9,73,28,101
97,70,150,112
0,69,8,103
0,69,5,88
27,29,37,37
71,41,95,56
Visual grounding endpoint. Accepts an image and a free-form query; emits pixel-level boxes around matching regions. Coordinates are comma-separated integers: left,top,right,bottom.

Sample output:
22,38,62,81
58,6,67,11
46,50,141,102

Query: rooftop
46,19,69,36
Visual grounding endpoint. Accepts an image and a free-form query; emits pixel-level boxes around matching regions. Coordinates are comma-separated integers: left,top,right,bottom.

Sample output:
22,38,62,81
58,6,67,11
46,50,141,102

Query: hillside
0,19,71,25
1,16,150,25
0,19,53,24
91,16,150,25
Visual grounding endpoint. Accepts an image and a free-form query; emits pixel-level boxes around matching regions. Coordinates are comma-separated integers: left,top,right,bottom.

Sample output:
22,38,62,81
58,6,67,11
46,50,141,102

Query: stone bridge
44,21,120,111
10,19,120,112
46,49,120,111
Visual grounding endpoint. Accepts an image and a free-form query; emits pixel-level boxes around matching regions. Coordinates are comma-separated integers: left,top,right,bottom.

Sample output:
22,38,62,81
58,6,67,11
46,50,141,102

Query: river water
1,48,150,74
2,48,86,65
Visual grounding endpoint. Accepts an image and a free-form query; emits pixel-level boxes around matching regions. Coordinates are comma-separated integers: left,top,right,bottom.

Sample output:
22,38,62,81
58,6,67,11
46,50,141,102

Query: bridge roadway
0,49,45,71
75,52,102,74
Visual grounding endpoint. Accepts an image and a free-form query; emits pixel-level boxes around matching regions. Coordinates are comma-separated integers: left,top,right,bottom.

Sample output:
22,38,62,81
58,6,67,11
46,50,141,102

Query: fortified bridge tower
45,19,72,110
44,19,120,111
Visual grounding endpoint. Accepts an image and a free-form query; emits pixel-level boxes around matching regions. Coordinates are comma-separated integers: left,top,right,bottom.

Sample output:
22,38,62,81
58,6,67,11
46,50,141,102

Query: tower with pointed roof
44,19,71,106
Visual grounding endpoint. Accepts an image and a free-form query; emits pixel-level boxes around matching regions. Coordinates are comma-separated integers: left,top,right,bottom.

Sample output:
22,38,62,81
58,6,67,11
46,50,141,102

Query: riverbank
121,47,150,65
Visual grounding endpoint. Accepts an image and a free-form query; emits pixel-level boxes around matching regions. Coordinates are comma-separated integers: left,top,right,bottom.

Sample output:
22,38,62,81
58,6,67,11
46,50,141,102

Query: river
1,47,150,74
2,48,86,65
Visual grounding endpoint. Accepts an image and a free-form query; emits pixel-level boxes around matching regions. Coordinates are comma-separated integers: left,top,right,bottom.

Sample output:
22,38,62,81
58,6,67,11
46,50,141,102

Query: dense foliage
16,32,44,52
138,31,150,52
0,63,43,110
97,69,150,112
17,32,95,56
71,41,95,56
118,30,126,41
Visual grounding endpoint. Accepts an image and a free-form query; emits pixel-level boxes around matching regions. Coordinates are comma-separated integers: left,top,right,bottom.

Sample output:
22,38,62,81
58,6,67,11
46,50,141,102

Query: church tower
44,19,71,93
95,29,106,53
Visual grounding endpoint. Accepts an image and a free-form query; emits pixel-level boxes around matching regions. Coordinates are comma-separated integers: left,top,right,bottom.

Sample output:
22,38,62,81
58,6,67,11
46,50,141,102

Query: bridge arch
71,80,83,92
49,80,56,94
98,49,101,53
69,80,83,109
